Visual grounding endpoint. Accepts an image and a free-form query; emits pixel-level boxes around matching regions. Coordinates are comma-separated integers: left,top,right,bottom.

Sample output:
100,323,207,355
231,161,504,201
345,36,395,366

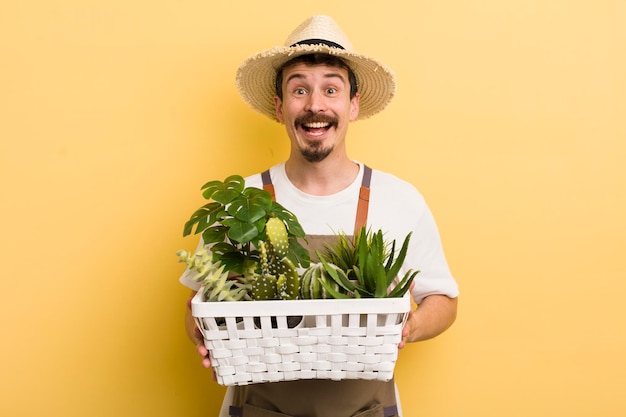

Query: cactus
276,257,299,300
299,262,343,299
265,217,289,259
251,241,279,300
249,218,300,300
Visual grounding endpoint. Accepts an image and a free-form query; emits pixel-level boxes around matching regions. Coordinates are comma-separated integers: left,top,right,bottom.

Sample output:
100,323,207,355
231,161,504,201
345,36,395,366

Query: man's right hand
185,292,213,370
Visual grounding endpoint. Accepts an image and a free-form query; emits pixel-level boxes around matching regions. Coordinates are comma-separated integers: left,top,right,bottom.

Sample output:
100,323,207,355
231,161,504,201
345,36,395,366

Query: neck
284,154,359,196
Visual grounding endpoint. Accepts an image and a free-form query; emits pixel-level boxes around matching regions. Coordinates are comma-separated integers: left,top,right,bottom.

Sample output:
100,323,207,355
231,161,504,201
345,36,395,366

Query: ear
274,96,285,123
349,92,361,121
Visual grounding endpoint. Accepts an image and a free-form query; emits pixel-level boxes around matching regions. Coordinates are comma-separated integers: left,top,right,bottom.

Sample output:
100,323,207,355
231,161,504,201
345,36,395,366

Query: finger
196,344,212,368
197,344,209,357
201,356,212,369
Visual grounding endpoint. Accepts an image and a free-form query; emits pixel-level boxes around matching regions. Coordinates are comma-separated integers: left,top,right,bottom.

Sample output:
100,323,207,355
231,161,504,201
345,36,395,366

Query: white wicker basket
191,291,411,386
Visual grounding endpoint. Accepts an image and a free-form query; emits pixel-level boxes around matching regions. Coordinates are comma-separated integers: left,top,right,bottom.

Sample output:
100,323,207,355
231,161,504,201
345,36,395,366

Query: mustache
294,114,339,128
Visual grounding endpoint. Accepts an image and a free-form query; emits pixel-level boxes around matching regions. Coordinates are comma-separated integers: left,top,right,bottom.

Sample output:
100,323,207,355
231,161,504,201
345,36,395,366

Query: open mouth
296,116,338,137
302,121,331,136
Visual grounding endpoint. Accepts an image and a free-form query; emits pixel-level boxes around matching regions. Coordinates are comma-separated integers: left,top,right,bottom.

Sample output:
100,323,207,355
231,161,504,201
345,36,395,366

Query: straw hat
236,15,396,121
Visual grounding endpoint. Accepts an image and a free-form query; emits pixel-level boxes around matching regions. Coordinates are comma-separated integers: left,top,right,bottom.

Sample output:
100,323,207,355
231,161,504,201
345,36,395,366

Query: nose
304,90,325,113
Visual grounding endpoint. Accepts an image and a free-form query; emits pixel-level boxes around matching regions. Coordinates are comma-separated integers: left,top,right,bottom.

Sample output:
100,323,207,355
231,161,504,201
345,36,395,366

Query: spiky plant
315,227,419,299
299,262,344,299
250,218,300,300
177,246,251,301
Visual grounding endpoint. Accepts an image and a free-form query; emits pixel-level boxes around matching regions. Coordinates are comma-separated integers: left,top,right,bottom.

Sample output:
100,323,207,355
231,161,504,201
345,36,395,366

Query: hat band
290,38,345,49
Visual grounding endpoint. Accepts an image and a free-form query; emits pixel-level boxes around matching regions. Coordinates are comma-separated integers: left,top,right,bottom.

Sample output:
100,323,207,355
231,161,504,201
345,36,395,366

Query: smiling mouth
296,116,338,136
302,121,331,136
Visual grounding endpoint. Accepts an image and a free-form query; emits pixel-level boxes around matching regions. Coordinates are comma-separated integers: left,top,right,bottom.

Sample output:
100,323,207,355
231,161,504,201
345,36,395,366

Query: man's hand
185,293,214,375
399,294,458,349
398,309,416,350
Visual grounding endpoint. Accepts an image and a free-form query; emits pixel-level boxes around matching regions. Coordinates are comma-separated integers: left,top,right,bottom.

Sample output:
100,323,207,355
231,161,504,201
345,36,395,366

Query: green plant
250,218,301,300
177,246,251,301
178,174,310,301
182,175,309,274
315,227,419,298
299,262,344,299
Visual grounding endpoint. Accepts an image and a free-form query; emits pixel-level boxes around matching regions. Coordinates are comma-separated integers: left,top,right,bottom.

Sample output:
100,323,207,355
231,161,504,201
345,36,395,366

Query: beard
300,142,334,162
294,113,338,163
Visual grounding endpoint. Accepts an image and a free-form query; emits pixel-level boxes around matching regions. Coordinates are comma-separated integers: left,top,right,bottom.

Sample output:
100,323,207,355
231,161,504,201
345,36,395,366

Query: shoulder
243,163,284,189
369,167,426,205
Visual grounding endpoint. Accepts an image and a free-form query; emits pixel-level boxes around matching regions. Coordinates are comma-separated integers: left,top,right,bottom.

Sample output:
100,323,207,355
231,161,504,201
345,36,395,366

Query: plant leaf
201,225,228,247
350,266,373,297
288,236,311,268
228,196,269,223
209,242,238,256
272,202,306,238
319,279,354,299
317,253,356,293
182,202,222,236
374,263,388,298
202,175,245,204
386,232,412,286
218,251,250,275
388,270,419,298
223,218,259,244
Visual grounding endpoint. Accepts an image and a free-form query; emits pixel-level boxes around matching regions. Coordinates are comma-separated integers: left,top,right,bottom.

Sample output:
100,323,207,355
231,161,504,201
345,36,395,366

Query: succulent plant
177,247,251,301
314,227,419,299
299,262,344,299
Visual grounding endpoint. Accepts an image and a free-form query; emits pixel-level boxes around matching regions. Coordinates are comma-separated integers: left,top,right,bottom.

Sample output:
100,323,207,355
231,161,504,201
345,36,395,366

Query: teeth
303,122,329,129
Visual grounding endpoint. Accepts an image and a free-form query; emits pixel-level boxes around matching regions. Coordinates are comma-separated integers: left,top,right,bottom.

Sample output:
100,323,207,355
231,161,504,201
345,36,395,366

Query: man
181,15,459,417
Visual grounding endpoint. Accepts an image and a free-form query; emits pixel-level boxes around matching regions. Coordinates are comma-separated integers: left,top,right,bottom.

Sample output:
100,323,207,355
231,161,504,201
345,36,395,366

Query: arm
185,290,213,369
399,294,458,348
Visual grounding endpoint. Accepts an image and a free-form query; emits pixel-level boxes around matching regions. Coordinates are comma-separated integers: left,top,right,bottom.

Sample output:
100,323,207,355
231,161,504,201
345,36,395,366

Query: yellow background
2,1,625,416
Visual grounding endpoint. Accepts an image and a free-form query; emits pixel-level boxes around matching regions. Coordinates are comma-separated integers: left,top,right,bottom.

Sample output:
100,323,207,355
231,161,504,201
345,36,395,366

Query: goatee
301,143,334,162
294,114,338,163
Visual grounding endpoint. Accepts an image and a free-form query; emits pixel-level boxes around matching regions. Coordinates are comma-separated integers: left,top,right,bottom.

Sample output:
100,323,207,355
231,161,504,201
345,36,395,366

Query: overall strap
354,165,372,237
261,169,275,200
259,165,372,236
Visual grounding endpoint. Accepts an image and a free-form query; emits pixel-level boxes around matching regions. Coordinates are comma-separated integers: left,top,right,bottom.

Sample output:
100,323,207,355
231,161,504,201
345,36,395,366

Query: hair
274,54,359,100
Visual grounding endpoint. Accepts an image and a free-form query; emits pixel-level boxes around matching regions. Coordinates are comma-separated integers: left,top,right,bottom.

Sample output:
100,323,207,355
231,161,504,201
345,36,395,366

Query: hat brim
236,44,396,121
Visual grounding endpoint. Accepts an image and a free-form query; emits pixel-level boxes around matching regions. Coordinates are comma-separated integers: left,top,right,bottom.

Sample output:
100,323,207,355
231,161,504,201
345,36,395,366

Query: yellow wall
2,1,624,416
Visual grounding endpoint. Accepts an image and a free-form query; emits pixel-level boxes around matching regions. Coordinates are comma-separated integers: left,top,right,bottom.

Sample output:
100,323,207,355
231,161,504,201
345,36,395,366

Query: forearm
403,295,458,344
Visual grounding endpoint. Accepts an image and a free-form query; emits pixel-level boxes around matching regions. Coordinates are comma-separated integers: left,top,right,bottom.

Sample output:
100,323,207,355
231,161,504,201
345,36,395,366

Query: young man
181,15,459,417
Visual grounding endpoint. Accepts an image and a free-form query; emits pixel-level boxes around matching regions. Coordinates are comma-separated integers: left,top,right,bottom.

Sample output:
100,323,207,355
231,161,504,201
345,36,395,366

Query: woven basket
191,290,411,386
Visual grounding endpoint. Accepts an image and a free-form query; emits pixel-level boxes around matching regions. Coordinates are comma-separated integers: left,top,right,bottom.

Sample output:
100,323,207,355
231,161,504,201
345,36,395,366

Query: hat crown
283,15,353,51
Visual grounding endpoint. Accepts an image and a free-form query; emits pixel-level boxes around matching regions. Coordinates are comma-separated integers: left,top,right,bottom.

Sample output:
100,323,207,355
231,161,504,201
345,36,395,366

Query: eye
293,88,307,95
326,87,337,94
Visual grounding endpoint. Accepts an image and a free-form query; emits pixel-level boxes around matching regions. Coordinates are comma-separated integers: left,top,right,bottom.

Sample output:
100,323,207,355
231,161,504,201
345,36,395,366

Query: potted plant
177,174,310,302
300,227,418,300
